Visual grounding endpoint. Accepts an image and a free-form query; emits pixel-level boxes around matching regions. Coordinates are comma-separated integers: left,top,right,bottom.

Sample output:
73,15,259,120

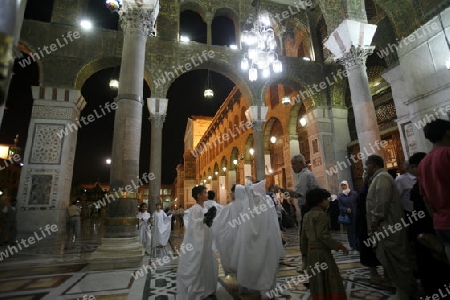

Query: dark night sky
0,0,236,185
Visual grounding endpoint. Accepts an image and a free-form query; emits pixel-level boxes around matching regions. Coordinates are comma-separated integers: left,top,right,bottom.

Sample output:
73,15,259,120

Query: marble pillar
107,7,155,238
219,175,226,204
206,12,212,46
340,47,382,158
149,113,165,213
0,0,27,128
325,20,383,159
16,86,86,235
253,120,265,181
328,107,353,192
303,107,349,195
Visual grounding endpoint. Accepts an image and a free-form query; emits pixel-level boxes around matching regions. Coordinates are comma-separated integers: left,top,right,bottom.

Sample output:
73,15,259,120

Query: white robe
184,200,223,230
152,210,171,247
204,200,224,211
177,203,218,300
212,185,246,274
136,212,151,252
231,180,285,292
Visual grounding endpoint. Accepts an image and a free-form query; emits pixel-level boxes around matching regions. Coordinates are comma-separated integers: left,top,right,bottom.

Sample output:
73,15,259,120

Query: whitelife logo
18,31,81,68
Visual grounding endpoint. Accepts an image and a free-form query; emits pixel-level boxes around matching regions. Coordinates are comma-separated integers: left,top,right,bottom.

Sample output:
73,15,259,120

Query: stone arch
372,0,422,37
240,106,247,124
261,77,316,111
207,167,212,178
316,0,365,35
75,56,152,94
179,1,208,21
18,40,44,84
230,147,239,170
213,6,240,45
288,101,307,139
233,114,239,132
284,18,314,60
228,120,234,144
243,134,254,163
264,117,283,152
148,59,253,106
213,162,219,178
221,156,227,172
265,117,284,174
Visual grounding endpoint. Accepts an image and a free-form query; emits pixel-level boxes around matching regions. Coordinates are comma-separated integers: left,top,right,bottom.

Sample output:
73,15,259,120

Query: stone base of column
104,198,139,238
17,209,67,239
86,236,143,270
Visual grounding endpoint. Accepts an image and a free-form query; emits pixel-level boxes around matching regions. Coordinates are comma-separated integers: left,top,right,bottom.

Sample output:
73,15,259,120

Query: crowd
174,118,450,300
1,119,449,300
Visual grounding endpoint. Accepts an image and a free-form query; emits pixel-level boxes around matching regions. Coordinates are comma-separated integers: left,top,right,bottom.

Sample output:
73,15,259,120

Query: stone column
339,47,382,157
149,113,165,213
219,175,226,204
325,20,383,159
253,120,265,181
382,66,420,158
107,7,156,238
16,86,85,235
205,12,213,46
0,0,27,128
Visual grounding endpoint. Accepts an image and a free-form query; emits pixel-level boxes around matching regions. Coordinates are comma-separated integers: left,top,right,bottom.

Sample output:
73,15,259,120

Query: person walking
67,199,81,243
136,203,151,256
177,185,218,299
338,180,359,251
365,155,416,299
355,171,382,283
301,188,349,299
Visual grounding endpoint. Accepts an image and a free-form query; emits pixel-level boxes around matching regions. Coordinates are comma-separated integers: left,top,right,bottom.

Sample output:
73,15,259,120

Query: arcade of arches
5,0,450,216
0,0,449,298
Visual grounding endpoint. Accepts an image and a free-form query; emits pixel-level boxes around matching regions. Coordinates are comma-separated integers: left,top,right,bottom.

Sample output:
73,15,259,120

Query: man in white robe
152,203,171,249
205,190,224,211
177,185,218,300
212,184,246,275
231,180,285,297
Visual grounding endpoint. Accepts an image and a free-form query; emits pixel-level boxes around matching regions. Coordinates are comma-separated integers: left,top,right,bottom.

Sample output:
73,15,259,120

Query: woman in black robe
328,195,340,231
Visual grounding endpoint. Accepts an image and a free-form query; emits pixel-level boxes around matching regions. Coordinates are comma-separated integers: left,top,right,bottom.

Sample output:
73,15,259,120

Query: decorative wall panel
30,124,64,164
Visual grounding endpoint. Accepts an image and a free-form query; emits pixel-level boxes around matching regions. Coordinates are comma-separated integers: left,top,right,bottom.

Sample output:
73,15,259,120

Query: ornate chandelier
240,0,282,81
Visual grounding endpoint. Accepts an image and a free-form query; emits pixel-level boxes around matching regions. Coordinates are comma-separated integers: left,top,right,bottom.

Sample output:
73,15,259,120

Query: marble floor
0,217,417,299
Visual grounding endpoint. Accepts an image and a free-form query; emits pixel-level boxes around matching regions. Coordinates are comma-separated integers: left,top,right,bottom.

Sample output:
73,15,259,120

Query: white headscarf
341,180,351,196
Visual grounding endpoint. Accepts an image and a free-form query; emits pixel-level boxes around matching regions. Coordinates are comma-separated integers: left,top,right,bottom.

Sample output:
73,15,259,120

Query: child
152,203,171,249
136,203,151,256
301,188,348,300
177,185,218,299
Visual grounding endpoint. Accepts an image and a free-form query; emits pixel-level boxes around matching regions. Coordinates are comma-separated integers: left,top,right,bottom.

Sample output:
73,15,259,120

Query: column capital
119,7,158,36
324,19,377,67
337,45,375,69
205,12,213,24
149,114,166,128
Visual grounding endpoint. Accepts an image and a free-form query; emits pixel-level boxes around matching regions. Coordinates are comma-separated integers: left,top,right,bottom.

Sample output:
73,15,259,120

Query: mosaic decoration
375,101,396,124
32,106,73,120
30,124,64,164
28,174,52,205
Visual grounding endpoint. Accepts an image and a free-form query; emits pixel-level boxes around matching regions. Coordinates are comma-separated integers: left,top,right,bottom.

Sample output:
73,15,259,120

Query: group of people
324,118,450,300
135,202,172,256
177,181,285,299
